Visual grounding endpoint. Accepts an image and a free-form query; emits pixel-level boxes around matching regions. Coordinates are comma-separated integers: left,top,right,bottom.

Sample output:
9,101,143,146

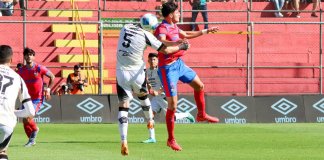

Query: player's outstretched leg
194,90,219,123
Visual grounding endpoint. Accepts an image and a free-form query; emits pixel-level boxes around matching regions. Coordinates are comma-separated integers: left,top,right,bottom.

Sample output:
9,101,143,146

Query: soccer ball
140,13,159,31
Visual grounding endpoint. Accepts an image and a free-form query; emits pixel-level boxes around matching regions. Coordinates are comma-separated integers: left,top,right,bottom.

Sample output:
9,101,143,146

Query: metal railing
0,0,323,95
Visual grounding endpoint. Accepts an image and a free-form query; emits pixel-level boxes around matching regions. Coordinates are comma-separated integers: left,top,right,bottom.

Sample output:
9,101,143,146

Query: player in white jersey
0,45,35,160
142,53,195,144
116,15,190,156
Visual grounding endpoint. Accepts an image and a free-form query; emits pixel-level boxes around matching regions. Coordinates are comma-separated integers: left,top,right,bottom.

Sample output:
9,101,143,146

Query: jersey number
122,33,134,48
0,74,13,94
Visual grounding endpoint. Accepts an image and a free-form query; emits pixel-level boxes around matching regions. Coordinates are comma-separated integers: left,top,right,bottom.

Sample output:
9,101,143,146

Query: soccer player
154,1,220,151
0,45,35,160
142,52,195,144
17,47,55,147
116,13,189,156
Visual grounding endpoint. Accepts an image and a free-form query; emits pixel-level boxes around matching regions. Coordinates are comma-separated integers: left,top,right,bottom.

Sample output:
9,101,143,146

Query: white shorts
151,95,168,114
0,125,13,152
116,69,148,101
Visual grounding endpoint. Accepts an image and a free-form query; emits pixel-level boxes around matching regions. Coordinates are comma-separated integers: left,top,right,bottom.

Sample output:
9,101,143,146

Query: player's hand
179,41,190,50
208,27,219,34
45,90,51,101
152,90,159,96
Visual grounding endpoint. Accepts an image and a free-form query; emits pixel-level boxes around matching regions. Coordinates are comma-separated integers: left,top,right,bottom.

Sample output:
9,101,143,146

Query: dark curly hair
161,1,178,18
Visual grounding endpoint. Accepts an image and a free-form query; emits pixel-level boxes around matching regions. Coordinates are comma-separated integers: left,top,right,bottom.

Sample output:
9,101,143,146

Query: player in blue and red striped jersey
17,47,55,147
154,1,219,151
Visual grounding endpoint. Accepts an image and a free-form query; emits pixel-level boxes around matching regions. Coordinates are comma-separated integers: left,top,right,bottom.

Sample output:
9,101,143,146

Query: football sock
194,90,206,117
23,118,32,138
29,119,38,132
149,127,155,139
166,109,175,141
118,107,129,143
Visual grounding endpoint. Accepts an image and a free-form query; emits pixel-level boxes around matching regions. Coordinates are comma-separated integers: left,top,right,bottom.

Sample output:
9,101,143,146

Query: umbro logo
271,98,297,115
77,98,104,114
129,99,142,115
36,102,52,115
176,98,196,113
313,98,324,113
221,99,247,116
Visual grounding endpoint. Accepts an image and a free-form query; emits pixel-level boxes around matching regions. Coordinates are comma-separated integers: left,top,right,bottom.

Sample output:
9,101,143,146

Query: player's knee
141,105,150,111
139,97,151,109
200,84,205,90
195,84,204,91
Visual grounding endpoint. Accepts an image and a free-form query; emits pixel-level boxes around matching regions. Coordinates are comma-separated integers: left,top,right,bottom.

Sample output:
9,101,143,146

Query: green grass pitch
9,123,324,160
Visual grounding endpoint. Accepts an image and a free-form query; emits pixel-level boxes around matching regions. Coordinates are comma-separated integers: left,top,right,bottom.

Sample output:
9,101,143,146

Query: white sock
118,110,128,143
175,112,189,121
149,120,155,139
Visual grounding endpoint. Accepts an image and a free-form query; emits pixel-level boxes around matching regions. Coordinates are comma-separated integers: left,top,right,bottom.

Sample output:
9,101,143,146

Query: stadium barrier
20,95,324,124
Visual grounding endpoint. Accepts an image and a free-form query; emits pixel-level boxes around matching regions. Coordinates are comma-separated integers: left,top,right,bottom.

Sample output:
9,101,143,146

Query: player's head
161,2,179,23
140,13,159,31
148,53,158,68
23,47,36,64
0,45,13,65
74,64,81,75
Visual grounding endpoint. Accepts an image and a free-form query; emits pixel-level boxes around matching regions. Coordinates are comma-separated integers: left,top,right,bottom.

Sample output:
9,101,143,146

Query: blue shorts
158,59,196,97
21,98,44,113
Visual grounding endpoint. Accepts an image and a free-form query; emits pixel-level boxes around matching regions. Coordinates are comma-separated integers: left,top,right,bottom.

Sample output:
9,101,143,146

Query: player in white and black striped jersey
0,45,35,160
116,19,190,156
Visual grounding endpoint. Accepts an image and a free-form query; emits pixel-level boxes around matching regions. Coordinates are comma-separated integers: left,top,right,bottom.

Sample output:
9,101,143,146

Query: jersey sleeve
155,25,167,39
143,30,163,51
39,65,52,77
14,78,35,118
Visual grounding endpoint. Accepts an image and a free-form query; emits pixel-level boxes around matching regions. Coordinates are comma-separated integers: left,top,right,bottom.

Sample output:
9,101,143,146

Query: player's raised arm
14,78,35,118
181,27,219,39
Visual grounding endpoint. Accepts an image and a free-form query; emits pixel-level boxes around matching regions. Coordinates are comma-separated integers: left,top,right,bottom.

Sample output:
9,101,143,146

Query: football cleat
24,140,36,147
25,127,39,147
142,138,157,143
196,114,219,123
167,139,182,151
121,143,129,156
185,112,195,123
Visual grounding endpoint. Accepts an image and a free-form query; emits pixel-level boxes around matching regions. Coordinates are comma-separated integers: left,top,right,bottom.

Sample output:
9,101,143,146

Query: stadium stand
0,0,322,95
